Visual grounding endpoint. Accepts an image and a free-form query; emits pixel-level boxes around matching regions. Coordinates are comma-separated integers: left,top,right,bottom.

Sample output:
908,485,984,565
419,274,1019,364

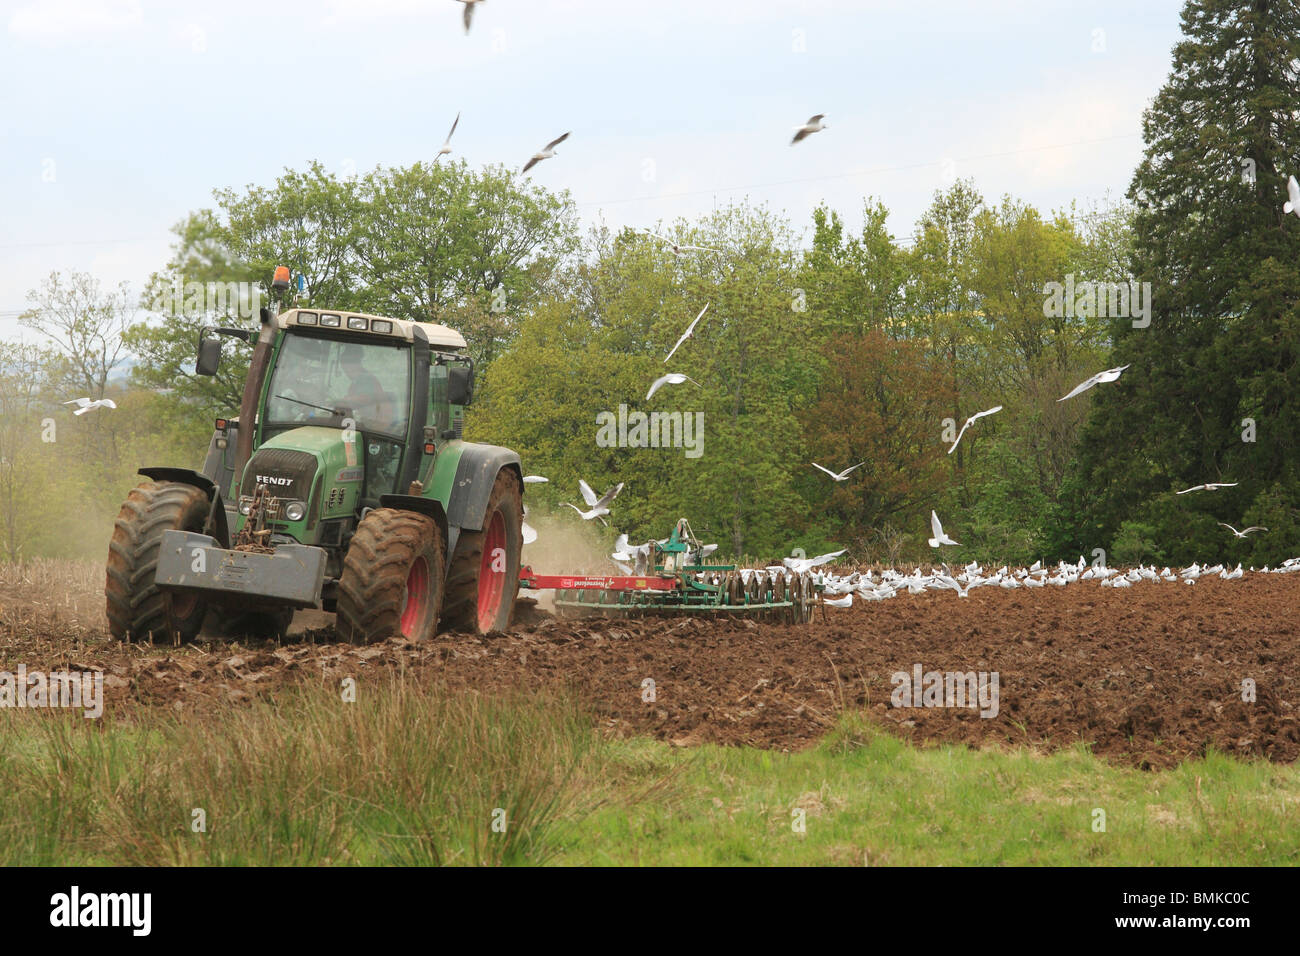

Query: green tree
129,210,260,416
1059,0,1300,564
905,181,985,477
798,330,953,551
128,159,579,417
473,203,818,559
353,161,579,370
128,162,363,418
19,271,131,400
799,200,906,336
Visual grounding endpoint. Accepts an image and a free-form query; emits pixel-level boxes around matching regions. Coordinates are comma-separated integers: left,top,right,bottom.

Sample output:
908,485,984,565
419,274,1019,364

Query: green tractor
105,271,524,643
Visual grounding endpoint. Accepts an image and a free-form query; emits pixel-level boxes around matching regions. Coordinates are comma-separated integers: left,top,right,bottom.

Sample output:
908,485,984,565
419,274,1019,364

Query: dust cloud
519,509,617,611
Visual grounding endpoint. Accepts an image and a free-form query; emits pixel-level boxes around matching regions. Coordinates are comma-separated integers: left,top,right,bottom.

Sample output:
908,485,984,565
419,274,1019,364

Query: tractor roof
276,308,467,349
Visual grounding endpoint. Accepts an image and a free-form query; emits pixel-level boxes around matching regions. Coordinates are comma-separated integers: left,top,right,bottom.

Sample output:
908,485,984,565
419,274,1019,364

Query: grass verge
2,695,1296,865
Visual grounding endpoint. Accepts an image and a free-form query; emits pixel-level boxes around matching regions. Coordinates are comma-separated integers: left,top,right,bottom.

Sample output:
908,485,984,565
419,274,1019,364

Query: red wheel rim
476,510,507,632
400,556,430,638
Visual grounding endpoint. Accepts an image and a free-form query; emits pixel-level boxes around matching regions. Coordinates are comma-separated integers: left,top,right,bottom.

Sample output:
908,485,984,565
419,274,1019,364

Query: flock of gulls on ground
522,470,1298,611
780,553,1300,609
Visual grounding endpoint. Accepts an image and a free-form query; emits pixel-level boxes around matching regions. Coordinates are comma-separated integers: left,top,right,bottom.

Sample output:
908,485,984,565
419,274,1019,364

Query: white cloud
8,0,143,40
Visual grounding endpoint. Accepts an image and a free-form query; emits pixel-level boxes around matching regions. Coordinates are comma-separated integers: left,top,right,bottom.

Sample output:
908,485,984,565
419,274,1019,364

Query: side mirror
447,366,474,406
196,336,222,376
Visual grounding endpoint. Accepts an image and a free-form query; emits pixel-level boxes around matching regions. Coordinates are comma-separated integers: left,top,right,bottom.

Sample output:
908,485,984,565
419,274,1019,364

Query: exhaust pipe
234,268,291,482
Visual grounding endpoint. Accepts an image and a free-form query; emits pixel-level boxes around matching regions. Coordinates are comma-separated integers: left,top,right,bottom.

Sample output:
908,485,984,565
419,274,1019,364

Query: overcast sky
0,0,1185,341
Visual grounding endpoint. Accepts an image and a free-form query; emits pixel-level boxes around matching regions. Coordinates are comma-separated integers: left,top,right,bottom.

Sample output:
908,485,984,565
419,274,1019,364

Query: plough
517,518,817,623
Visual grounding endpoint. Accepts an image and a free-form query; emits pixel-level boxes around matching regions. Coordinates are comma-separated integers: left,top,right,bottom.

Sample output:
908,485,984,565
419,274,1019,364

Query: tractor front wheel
105,480,211,642
336,508,446,643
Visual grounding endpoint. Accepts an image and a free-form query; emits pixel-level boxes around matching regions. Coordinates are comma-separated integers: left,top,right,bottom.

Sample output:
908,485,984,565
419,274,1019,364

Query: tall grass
4,691,1298,866
0,679,598,866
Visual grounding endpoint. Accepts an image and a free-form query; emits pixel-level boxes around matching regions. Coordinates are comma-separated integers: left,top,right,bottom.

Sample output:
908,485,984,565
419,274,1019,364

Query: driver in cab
338,348,401,433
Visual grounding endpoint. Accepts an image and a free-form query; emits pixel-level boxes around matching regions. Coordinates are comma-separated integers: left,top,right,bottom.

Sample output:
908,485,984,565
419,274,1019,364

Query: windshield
265,332,411,438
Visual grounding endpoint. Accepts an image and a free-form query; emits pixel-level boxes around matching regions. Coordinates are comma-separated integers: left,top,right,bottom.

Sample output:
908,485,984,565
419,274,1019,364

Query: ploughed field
1,567,1296,769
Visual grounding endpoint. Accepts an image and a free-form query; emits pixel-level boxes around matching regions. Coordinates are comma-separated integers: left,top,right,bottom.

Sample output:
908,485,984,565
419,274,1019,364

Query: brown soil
1,575,1297,769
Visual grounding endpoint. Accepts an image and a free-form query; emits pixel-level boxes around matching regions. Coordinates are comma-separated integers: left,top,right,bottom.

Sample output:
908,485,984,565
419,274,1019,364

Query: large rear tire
105,480,210,642
336,508,445,643
442,470,523,634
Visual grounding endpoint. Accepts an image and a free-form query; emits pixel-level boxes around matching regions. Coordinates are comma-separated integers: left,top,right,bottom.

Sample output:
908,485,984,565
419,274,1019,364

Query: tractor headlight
238,497,253,515
284,500,307,522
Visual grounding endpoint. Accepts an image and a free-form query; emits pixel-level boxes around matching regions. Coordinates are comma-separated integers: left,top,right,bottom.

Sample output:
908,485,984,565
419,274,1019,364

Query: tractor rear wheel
336,508,445,643
106,480,211,642
442,470,523,634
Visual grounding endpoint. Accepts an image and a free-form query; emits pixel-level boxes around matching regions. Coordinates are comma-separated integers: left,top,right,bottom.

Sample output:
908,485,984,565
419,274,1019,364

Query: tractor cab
198,307,475,544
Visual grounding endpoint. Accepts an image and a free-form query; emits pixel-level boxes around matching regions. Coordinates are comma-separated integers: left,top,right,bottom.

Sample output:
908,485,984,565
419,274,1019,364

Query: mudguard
138,467,215,497
378,493,449,545
138,466,231,548
444,444,521,532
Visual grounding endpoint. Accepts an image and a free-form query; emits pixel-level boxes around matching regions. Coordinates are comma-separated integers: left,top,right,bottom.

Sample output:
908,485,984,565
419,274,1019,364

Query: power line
0,132,1142,252
0,236,165,251
0,307,144,319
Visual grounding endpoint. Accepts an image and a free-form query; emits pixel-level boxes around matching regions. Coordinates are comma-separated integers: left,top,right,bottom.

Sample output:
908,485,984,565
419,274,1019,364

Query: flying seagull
640,231,721,256
1057,365,1131,402
63,398,117,416
947,405,1003,455
783,549,847,574
928,510,959,547
611,533,638,562
1285,175,1300,219
435,112,460,160
454,0,484,35
645,372,700,401
1219,522,1267,538
522,503,537,545
613,533,653,572
791,114,827,145
1176,482,1238,494
562,479,624,523
811,461,866,482
522,475,548,484
522,132,570,174
664,303,709,363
